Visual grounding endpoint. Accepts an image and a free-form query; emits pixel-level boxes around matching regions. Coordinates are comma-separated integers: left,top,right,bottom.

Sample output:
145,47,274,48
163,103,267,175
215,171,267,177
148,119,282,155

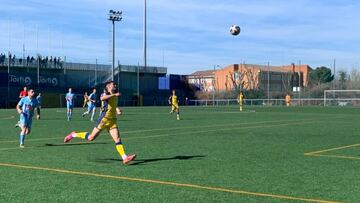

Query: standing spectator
54,57,57,68
58,57,62,68
0,53,4,65
12,55,16,65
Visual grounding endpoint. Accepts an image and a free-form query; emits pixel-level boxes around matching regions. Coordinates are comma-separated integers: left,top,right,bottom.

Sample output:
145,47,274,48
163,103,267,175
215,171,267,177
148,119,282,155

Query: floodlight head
108,10,123,22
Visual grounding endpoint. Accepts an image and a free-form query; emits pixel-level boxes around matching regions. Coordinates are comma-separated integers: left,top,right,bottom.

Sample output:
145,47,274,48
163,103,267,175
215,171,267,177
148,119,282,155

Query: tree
309,66,334,86
348,68,360,89
337,70,348,89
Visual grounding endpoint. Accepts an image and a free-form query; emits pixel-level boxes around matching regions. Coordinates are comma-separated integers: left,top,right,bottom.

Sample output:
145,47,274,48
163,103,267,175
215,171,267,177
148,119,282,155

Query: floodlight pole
144,0,147,69
267,62,270,105
108,10,122,81
7,53,10,108
112,21,115,81
298,60,301,106
137,62,140,106
213,65,215,106
95,58,97,86
213,65,220,106
333,58,336,90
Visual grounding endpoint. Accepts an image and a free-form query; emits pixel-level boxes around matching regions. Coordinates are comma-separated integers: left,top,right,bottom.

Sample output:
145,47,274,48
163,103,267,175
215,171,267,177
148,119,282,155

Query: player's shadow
95,155,206,165
44,142,108,147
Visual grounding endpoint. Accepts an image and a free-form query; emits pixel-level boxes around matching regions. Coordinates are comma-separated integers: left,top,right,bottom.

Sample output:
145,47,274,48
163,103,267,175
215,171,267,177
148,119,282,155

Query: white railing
189,98,360,106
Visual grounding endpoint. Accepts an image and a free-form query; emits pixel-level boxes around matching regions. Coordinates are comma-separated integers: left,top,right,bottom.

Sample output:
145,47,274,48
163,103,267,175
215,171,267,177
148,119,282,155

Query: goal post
324,90,360,107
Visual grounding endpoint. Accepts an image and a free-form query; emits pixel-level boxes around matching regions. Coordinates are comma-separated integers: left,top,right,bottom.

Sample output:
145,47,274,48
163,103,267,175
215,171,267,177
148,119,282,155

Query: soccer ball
229,25,240,36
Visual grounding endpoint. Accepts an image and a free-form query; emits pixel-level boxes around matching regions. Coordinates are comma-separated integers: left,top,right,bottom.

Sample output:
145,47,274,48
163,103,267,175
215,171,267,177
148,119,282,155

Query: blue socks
20,133,25,145
67,111,72,120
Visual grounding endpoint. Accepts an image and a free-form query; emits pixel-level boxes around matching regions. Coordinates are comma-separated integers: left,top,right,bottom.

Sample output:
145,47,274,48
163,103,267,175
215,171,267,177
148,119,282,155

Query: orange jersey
285,95,291,103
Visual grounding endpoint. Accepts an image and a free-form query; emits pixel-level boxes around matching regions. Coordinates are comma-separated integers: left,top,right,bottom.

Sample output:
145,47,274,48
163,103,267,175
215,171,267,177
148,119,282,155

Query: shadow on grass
94,155,206,165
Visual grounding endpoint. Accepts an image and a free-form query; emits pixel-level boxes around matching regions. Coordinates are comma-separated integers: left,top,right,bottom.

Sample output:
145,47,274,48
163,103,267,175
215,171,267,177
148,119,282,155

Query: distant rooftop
188,70,214,77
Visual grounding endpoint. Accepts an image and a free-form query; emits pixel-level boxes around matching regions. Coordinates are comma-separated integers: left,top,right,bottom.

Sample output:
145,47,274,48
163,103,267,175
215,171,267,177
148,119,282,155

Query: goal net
324,90,360,106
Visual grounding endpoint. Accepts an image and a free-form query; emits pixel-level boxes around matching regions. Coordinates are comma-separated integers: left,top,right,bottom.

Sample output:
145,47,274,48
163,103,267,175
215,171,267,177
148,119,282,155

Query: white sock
91,111,95,120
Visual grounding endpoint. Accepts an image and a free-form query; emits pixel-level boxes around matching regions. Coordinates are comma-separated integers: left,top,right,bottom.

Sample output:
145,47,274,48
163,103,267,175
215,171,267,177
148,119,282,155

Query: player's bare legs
109,128,136,164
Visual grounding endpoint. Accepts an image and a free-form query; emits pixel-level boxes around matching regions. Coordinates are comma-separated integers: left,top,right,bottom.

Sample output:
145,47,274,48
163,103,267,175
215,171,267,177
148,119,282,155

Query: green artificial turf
0,106,359,202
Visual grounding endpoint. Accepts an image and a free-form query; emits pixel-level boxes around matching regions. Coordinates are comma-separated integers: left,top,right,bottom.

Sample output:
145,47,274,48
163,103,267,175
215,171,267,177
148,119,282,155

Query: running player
15,86,28,127
36,93,42,109
238,92,244,112
36,93,42,119
16,88,40,148
99,89,106,116
82,88,97,121
168,90,180,120
285,93,291,107
82,92,89,109
64,81,136,165
65,88,75,121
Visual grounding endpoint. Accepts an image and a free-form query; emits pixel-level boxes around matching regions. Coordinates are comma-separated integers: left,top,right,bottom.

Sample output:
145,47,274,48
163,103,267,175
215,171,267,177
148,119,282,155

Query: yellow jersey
102,95,118,119
285,95,291,103
239,94,244,102
84,95,89,102
171,95,178,105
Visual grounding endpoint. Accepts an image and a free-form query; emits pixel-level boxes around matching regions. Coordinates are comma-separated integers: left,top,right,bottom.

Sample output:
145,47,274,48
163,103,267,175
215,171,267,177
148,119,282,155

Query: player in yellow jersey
99,88,122,116
168,90,180,120
82,92,89,109
285,93,291,107
238,92,244,112
64,81,136,165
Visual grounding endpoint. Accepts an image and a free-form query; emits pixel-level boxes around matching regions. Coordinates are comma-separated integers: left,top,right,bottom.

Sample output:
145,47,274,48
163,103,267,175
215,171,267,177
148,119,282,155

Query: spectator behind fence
27,56,30,66
0,53,5,65
11,54,16,65
1,51,63,68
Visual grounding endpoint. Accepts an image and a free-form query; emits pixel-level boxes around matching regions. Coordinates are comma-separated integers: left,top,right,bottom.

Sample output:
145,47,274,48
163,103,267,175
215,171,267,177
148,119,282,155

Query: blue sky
1,0,360,74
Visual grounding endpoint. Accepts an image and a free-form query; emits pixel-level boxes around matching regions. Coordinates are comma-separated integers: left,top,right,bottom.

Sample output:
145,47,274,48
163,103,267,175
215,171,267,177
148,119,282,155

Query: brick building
188,63,312,94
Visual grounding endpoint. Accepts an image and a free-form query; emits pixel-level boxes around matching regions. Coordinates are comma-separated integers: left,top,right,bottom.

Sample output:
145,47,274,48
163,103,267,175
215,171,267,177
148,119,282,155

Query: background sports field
0,106,359,202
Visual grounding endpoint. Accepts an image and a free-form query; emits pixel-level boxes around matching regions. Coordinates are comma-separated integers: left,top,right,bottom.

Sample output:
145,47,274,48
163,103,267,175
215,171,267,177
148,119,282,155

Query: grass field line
0,141,99,151
305,153,360,161
0,120,324,151
0,118,310,144
8,113,348,144
0,162,341,203
304,143,360,155
0,115,15,120
123,118,312,133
